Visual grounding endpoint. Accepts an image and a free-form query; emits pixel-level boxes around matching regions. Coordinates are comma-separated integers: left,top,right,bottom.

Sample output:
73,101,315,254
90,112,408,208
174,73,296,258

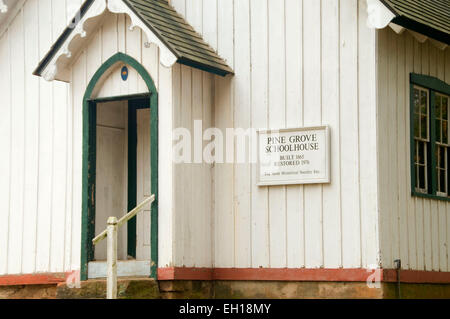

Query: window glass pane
421,90,428,114
443,96,449,121
440,170,446,193
437,168,441,191
414,89,420,114
415,163,420,188
414,114,420,138
443,120,448,145
436,145,447,194
418,141,425,164
421,115,428,139
436,119,442,143
435,95,441,118
419,165,426,189
436,147,441,168
414,141,419,164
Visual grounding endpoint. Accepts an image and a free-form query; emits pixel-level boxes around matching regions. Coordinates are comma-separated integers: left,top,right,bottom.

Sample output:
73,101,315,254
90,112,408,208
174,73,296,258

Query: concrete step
56,277,160,299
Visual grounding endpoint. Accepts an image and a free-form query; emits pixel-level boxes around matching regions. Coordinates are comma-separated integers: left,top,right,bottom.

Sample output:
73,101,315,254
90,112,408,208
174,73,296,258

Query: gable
122,0,233,76
34,0,233,82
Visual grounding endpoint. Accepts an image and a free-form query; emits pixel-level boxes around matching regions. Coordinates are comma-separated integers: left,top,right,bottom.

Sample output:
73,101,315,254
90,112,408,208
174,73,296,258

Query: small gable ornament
121,66,129,81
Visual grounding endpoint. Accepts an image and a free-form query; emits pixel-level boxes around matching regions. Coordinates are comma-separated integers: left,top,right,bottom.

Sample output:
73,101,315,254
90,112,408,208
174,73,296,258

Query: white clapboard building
0,0,450,298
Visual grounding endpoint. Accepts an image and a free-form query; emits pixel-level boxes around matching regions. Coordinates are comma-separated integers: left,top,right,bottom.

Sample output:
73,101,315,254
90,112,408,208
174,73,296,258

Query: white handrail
92,194,156,299
93,195,156,244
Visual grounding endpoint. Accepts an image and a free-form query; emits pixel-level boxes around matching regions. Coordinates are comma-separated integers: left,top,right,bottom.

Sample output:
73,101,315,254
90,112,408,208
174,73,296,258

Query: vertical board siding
285,0,304,269
7,8,25,274
357,1,379,268
213,0,235,268
249,0,270,268
171,66,214,268
0,27,11,276
158,63,174,268
0,2,183,274
233,0,251,269
268,0,287,268
0,0,385,274
172,0,379,269
8,8,26,274
378,27,450,271
339,0,361,268
22,0,40,274
321,0,341,269
36,0,53,273
71,13,186,270
303,0,323,268
0,0,82,275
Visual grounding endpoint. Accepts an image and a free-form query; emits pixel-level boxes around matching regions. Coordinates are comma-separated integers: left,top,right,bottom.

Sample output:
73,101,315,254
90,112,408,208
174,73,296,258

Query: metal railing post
107,216,118,299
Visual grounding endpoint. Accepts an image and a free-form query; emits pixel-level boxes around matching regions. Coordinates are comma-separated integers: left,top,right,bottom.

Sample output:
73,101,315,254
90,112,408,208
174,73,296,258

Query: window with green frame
410,73,450,200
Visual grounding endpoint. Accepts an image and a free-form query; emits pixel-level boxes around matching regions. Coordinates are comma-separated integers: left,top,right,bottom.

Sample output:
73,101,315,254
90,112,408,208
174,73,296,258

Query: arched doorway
80,53,158,281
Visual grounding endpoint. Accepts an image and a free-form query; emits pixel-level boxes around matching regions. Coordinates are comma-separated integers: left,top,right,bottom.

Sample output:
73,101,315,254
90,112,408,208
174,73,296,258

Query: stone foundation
2,280,450,299
0,285,57,299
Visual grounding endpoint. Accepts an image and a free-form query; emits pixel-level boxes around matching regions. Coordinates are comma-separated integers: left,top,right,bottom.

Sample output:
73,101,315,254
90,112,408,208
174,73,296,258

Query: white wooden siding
70,13,182,270
377,27,450,271
172,0,380,269
94,101,128,261
0,0,84,275
0,1,183,274
171,63,215,268
0,0,383,275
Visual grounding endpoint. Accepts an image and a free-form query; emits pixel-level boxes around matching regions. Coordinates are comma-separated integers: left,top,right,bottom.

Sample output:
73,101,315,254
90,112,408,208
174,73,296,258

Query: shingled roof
381,0,450,44
123,0,233,75
34,0,233,78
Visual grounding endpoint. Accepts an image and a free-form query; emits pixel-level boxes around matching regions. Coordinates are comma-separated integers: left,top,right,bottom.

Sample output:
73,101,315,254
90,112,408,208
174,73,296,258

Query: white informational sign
257,126,330,186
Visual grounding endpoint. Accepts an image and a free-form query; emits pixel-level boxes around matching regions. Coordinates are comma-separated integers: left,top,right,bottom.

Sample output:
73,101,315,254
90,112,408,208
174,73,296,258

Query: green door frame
127,97,151,259
80,53,159,281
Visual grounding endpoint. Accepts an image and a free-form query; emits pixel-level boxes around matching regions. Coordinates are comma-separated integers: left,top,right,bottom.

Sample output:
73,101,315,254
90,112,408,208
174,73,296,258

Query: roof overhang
34,0,233,82
367,0,449,48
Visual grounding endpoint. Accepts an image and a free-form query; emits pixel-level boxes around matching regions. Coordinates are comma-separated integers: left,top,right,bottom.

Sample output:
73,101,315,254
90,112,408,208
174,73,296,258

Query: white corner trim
366,0,396,29
0,1,7,13
107,0,177,67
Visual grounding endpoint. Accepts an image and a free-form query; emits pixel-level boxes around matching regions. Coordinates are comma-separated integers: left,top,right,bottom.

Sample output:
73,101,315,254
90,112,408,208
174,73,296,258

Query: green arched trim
80,52,159,280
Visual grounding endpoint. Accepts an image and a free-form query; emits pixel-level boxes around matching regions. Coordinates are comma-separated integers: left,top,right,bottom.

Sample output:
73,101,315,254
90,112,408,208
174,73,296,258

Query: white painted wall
171,64,214,268
171,0,380,269
0,0,186,274
95,100,128,261
377,27,450,271
70,11,184,271
0,0,383,275
0,0,84,275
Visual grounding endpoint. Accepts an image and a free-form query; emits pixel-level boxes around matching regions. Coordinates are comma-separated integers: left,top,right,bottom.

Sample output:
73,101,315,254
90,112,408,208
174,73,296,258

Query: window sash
436,145,448,196
413,86,430,193
411,74,450,200
413,85,430,142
